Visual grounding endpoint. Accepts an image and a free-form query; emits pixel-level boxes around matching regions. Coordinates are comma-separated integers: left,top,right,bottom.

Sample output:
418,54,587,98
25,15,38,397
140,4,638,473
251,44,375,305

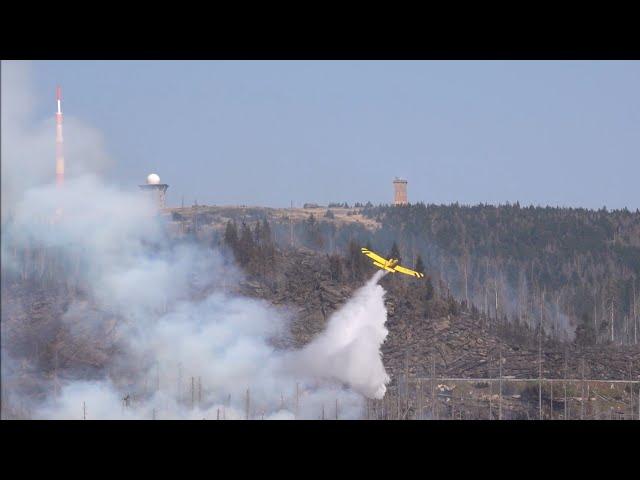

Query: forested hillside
358,203,640,346
202,203,640,347
3,205,639,419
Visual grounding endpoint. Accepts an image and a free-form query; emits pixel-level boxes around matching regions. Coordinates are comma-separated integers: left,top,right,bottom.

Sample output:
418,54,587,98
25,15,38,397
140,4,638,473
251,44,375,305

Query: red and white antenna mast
55,85,64,186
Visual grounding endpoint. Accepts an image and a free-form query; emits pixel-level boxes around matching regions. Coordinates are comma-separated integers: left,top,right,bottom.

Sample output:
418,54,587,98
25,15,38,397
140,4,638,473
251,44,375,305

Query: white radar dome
147,173,161,185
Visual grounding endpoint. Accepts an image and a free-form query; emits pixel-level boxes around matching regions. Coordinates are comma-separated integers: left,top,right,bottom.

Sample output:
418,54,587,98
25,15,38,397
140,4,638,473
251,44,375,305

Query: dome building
139,173,169,210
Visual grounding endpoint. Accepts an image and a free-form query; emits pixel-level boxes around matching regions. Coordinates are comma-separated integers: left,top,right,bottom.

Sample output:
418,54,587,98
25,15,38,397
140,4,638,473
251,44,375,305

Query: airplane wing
394,264,425,278
361,247,389,265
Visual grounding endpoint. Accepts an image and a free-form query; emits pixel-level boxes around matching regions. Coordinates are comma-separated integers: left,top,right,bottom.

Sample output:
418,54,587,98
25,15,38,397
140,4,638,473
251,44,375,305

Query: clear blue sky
29,61,640,209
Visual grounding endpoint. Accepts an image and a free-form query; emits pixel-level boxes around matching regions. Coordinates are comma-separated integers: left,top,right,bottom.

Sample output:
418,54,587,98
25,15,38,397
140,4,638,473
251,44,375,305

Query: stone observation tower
139,173,169,209
393,177,408,205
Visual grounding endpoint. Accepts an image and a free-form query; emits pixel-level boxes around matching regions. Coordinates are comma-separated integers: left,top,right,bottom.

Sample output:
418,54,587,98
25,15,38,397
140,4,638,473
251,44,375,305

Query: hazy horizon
7,60,640,210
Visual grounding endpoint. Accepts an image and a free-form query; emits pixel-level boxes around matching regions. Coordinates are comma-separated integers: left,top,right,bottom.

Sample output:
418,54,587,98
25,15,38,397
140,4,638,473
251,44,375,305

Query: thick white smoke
7,177,391,419
3,175,392,418
1,61,391,419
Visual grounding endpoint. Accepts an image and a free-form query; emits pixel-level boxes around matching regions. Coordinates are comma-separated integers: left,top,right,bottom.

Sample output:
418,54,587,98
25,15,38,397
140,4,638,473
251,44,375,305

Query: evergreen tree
328,254,343,282
389,242,401,264
253,220,262,244
238,222,255,266
261,218,272,245
224,220,238,249
347,239,368,280
575,312,596,346
305,214,324,248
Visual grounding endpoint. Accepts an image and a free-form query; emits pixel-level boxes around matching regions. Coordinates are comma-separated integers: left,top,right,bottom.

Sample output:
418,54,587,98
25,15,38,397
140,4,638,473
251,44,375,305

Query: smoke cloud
1,62,391,419
8,191,390,419
4,177,391,418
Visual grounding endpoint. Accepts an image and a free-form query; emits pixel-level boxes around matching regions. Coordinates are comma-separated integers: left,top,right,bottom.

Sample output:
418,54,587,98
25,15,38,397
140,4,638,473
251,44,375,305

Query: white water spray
295,270,390,399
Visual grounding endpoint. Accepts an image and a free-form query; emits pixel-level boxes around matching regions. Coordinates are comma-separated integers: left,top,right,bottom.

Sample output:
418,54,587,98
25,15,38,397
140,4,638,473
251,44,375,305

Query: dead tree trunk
499,346,503,421
610,299,615,344
539,290,544,420
245,388,250,420
431,355,436,420
564,351,568,420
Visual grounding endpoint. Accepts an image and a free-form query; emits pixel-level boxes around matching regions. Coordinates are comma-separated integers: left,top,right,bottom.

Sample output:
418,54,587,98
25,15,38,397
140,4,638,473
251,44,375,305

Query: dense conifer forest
219,203,640,347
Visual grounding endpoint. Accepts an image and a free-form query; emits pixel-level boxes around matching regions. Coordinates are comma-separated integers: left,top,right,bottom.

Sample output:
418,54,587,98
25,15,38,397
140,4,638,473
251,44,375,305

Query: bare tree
539,289,544,420
245,388,250,420
499,345,503,421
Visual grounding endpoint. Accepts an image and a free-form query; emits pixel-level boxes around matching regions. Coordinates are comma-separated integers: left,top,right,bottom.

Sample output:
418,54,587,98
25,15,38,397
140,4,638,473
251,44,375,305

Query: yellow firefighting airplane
361,247,425,278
